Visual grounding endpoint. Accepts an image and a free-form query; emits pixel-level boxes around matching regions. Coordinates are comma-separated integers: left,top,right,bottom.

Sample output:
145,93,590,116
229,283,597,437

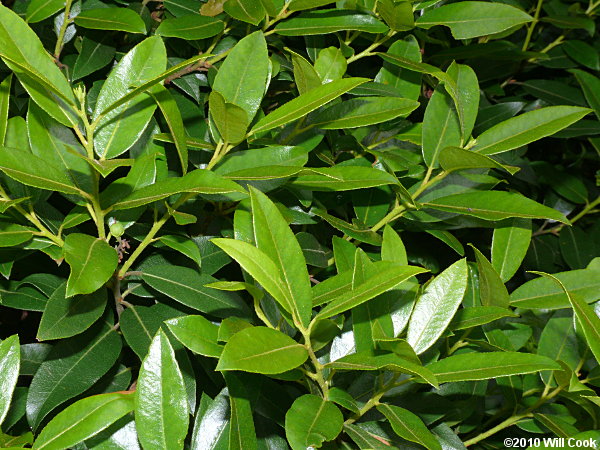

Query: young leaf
423,191,570,223
249,77,368,135
250,187,312,326
377,404,442,450
285,394,343,450
136,330,189,450
37,283,107,341
165,315,223,358
212,31,269,120
74,8,147,33
32,393,134,450
492,218,531,282
530,272,600,364
314,47,347,83
0,335,19,427
216,326,308,374
471,106,591,155
427,351,560,382
407,259,468,354
416,1,533,39
64,234,118,297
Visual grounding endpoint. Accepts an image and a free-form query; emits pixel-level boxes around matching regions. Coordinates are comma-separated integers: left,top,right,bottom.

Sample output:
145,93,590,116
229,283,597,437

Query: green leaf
212,31,269,120
288,0,335,11
141,264,250,318
313,208,382,245
538,310,580,384
375,36,421,101
530,272,600,364
377,404,441,450
212,238,300,318
165,315,222,358
158,235,201,267
223,0,266,25
427,351,560,383
439,146,519,175
136,330,189,450
310,97,419,129
72,36,115,81
291,166,399,191
407,259,468,354
416,1,533,39
0,222,34,247
572,69,600,121
285,394,343,450
375,53,457,90
250,187,312,327
111,169,246,210
325,351,439,387
451,306,518,330
471,106,591,155
216,326,308,374
32,393,134,450
0,147,84,196
0,5,78,126
26,0,63,23
26,321,122,429
156,15,224,39
492,218,531,282
250,77,368,135
377,0,414,31
276,9,389,35
470,245,510,308
74,8,147,33
0,335,19,427
147,85,188,173
224,372,258,450
64,234,118,297
289,49,322,95
316,263,427,320
0,74,11,145
314,47,347,84
447,62,479,142
37,283,107,341
510,267,600,309
93,36,167,159
209,91,249,145
382,226,408,265
423,191,570,223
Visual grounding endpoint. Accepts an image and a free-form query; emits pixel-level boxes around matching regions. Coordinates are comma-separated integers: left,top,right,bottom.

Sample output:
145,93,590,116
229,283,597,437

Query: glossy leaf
276,10,389,35
470,245,510,308
135,330,189,450
407,259,468,354
377,404,441,450
492,218,532,282
33,393,134,450
285,394,343,450
0,75,11,144
0,335,19,427
451,306,518,330
290,166,399,191
64,234,118,297
209,91,249,145
224,372,258,449
216,326,308,374
156,15,224,40
223,0,265,25
165,315,223,358
26,0,63,23
74,8,146,33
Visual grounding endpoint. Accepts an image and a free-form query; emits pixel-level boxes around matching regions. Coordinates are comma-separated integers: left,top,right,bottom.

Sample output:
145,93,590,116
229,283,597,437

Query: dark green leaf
285,394,343,450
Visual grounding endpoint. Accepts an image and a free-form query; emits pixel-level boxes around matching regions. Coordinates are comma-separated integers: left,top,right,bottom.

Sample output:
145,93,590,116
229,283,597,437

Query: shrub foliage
0,0,599,448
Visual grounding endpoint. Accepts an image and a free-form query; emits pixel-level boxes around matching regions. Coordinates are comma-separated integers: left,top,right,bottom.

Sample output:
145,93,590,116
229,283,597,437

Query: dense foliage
0,0,599,448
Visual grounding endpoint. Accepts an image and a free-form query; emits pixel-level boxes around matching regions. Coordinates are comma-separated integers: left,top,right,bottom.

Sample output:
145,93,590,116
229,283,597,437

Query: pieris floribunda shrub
0,0,599,448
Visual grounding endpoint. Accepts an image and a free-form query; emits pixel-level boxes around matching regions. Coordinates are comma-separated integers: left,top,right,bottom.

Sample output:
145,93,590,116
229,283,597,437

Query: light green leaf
472,106,591,155
376,52,456,90
416,1,533,39
447,62,479,142
0,335,19,427
572,69,600,121
407,259,468,354
74,8,146,33
290,166,399,191
0,222,34,247
37,283,107,341
216,326,308,374
377,0,414,31
276,9,389,35
212,31,269,120
530,272,600,364
26,0,63,23
250,187,312,327
158,235,201,267
470,245,510,308
156,15,224,39
377,404,441,450
93,37,167,159
288,0,334,11
423,191,570,223
289,49,322,95
209,91,249,145
427,352,560,383
33,393,134,450
223,0,266,25
492,218,531,282
310,97,419,129
0,74,11,145
285,394,343,450
250,77,368,135
64,234,118,297
314,47,347,84
136,330,189,450
451,306,518,330
439,146,519,175
375,36,421,101
166,315,222,358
